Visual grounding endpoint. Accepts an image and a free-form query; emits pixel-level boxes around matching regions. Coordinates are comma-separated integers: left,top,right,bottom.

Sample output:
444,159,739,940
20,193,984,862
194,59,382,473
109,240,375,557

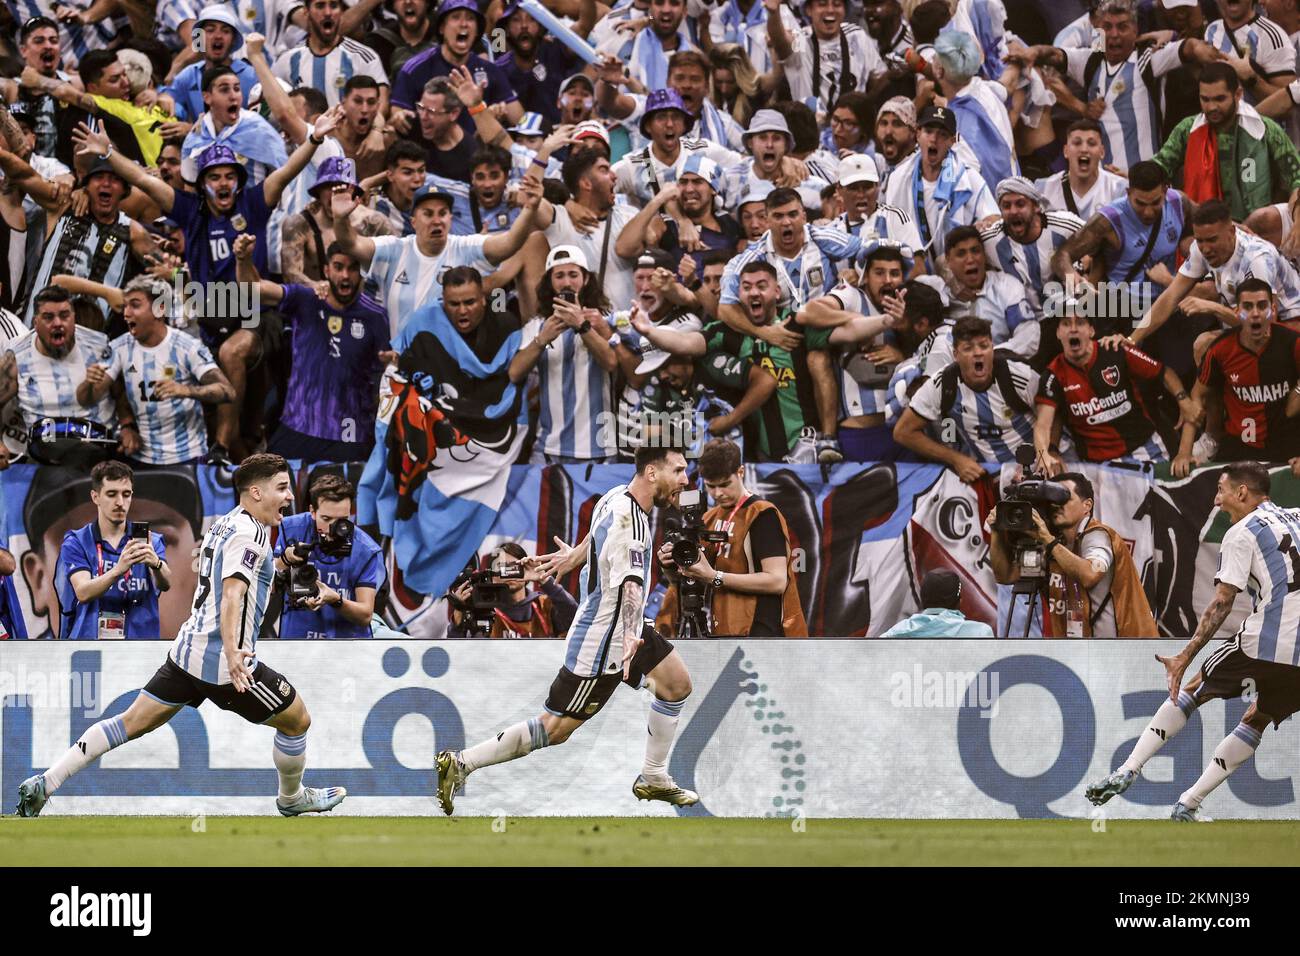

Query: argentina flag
358,301,526,600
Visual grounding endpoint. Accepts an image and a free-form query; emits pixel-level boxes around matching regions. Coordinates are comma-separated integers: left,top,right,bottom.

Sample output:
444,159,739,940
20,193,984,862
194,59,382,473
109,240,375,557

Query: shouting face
21,25,60,75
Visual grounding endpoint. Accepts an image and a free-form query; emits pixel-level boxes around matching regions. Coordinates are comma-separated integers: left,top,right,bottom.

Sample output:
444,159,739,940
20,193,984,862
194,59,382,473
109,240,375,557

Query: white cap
635,313,705,375
544,244,589,272
1160,0,1199,7
838,153,879,187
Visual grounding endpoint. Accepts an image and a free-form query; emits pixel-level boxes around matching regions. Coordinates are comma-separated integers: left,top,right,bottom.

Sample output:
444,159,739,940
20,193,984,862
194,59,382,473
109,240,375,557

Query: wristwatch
577,319,592,335
711,571,724,589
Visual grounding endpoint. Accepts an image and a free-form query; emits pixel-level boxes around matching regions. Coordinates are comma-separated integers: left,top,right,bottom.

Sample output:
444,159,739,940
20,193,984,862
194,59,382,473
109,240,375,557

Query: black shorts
1195,640,1300,727
544,625,675,721
143,656,298,724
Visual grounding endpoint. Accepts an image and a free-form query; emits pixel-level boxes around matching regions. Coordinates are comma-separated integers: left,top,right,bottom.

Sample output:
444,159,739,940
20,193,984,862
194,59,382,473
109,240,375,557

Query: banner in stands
3,641,1299,818
3,461,1299,639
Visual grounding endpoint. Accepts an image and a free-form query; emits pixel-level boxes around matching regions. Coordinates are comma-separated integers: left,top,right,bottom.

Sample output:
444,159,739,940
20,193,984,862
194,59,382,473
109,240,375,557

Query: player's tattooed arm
619,579,645,679
1157,581,1240,699
0,350,15,405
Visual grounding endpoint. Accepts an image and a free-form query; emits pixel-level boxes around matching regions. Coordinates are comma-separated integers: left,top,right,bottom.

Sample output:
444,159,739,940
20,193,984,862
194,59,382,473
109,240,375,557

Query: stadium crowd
2,0,1300,637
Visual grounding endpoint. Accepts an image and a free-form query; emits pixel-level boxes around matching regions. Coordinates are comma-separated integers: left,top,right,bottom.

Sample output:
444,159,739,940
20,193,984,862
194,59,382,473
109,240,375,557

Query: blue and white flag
180,110,290,182
358,302,526,599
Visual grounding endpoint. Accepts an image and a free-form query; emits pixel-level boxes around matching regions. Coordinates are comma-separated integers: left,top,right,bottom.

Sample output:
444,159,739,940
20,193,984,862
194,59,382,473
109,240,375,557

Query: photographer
447,543,579,639
656,439,807,638
987,471,1157,638
54,461,171,639
274,475,385,640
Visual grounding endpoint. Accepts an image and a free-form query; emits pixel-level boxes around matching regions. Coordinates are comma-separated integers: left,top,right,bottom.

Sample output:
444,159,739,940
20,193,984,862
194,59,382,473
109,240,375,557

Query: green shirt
1152,111,1300,222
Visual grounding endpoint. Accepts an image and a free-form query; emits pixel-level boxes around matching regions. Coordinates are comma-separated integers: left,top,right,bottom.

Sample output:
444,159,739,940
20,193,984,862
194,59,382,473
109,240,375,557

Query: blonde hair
708,44,760,127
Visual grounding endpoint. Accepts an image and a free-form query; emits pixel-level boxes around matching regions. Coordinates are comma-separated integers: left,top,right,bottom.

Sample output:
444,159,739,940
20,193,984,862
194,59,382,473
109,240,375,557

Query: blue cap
311,156,361,195
508,111,545,136
194,143,247,188
639,88,693,138
412,181,457,210
435,0,486,38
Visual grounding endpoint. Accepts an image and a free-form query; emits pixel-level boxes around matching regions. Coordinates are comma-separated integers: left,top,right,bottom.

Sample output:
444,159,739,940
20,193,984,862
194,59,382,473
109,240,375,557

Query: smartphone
559,291,578,304
131,521,150,540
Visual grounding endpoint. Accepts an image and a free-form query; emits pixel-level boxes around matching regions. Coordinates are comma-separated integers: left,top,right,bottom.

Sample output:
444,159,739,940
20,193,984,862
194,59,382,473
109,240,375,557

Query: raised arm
595,55,637,120
233,233,286,305
329,190,377,269
765,0,793,63
446,64,514,150
263,105,345,207
614,184,676,259
71,120,174,211
21,65,96,113
245,33,308,145
483,177,544,264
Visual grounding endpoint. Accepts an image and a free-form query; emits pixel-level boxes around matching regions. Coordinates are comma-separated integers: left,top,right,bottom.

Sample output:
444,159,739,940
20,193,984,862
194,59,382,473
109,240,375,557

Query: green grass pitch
3,816,1300,866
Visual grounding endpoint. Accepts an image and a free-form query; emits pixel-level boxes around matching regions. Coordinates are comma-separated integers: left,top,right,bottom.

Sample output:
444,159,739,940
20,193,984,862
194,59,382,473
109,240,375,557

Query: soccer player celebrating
434,446,700,814
16,454,347,818
1086,461,1300,821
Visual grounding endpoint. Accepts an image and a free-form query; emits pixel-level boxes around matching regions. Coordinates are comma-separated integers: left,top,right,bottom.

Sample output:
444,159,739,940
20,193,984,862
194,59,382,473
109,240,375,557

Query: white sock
273,731,307,802
460,718,548,774
1179,722,1262,809
643,696,687,783
44,716,128,794
1121,692,1196,774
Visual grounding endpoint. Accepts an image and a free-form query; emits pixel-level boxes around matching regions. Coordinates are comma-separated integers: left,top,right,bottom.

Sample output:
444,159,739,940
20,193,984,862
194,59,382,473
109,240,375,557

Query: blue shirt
55,523,166,639
274,512,386,639
880,607,994,638
494,40,578,124
391,46,518,135
162,58,259,123
278,284,390,441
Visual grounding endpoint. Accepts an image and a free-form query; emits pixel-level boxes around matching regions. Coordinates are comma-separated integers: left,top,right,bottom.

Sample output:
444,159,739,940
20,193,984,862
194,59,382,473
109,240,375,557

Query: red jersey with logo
1037,344,1164,460
1200,325,1300,456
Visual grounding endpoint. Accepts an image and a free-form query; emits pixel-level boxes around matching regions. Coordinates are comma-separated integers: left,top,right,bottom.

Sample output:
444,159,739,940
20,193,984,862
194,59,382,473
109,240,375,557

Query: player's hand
621,626,644,681
71,120,111,158
516,177,543,212
678,254,697,286
118,425,142,456
1291,455,1300,479
225,647,255,693
952,454,986,485
553,296,584,328
530,535,583,578
881,287,907,326
233,233,257,260
446,64,484,108
564,199,600,235
154,379,191,400
1177,395,1204,429
756,322,802,352
1028,509,1055,546
628,306,654,336
158,120,193,140
1155,652,1188,701
311,104,345,140
1178,296,1216,317
1084,98,1106,121
708,411,739,435
1035,448,1064,478
1171,451,1195,479
83,362,110,388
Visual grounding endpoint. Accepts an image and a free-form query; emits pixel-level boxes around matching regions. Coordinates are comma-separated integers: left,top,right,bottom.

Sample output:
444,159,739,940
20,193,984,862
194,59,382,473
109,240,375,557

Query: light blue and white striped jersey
562,484,653,679
366,233,492,337
1034,168,1126,223
880,150,998,260
1215,500,1300,666
826,281,889,418
370,191,414,237
1063,42,1184,173
1204,13,1296,106
26,211,133,323
944,270,1040,361
784,22,883,117
170,507,275,685
520,314,617,459
9,0,118,69
7,325,114,428
271,37,389,108
154,0,202,52
107,327,218,465
612,24,697,92
883,324,955,425
267,135,344,274
980,210,1084,303
708,0,800,74
613,137,742,206
722,159,829,215
1178,227,1300,319
833,201,922,251
720,224,859,311
234,0,307,59
908,357,1038,463
1054,11,1100,50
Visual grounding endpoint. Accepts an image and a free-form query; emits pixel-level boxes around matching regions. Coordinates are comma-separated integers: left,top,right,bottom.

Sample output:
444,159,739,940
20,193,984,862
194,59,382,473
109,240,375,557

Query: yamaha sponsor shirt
1200,325,1300,457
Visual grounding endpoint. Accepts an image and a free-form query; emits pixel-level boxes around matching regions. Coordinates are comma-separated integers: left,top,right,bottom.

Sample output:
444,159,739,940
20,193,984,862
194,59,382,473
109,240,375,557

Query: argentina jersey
272,37,389,107
1205,14,1295,106
836,202,922,252
108,327,218,465
563,485,653,679
826,282,889,418
1063,43,1183,173
720,224,858,311
907,357,1038,463
520,315,617,459
170,508,275,685
1215,501,1300,666
8,325,115,427
1179,228,1300,319
980,211,1084,303
10,0,118,69
366,233,493,336
27,212,133,322
944,271,1040,361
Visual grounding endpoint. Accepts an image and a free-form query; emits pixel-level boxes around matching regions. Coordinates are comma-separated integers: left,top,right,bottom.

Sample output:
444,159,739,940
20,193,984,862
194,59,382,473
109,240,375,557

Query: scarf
628,25,692,90
949,83,1018,191
718,0,766,44
910,151,975,254
181,109,290,181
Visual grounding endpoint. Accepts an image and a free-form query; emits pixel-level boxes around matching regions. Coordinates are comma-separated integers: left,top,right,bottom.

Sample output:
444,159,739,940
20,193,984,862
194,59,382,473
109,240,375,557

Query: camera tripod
1001,576,1045,639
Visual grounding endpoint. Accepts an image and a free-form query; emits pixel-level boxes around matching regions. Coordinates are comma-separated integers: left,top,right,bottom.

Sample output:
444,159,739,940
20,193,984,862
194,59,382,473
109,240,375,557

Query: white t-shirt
545,203,639,311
